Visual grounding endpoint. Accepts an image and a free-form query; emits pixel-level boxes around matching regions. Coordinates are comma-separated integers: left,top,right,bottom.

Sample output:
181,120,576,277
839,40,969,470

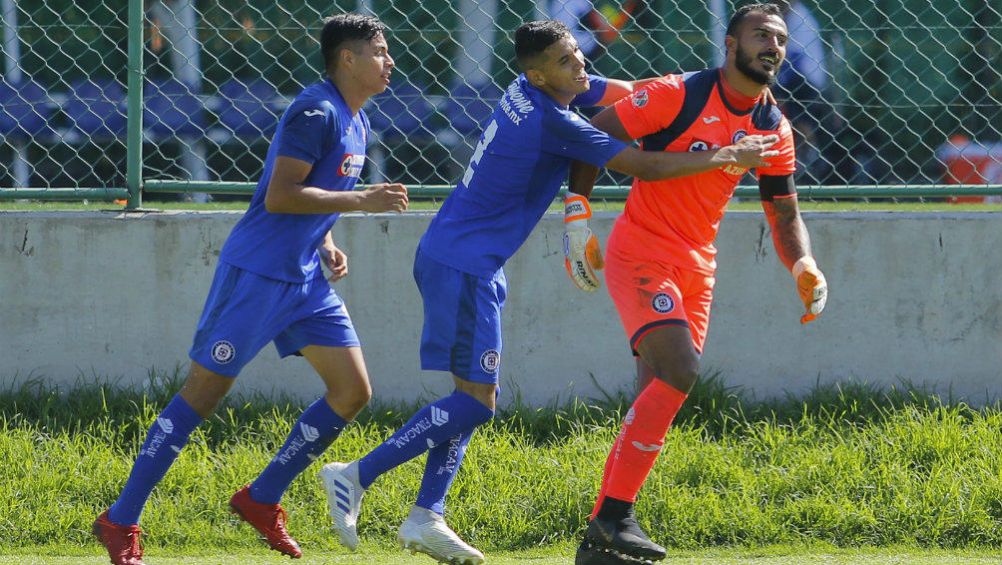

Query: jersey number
461,119,499,187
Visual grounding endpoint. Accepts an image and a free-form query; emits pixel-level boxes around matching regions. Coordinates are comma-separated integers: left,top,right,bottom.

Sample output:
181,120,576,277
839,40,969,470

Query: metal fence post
126,0,143,210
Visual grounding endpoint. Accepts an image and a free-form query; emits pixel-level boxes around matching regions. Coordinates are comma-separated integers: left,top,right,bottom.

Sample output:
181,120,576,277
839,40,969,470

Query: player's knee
346,383,373,412
453,378,498,413
326,380,371,419
182,392,226,418
180,366,234,418
649,359,700,395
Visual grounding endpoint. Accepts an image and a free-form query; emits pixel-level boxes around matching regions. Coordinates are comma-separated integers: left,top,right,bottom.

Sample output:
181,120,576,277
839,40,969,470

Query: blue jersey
220,79,369,282
419,74,628,277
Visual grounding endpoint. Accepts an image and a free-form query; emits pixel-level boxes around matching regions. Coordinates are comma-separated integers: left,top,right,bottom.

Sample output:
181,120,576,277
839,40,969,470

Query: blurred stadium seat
66,78,127,138
445,82,501,136
0,79,53,138
143,79,206,137
367,80,436,139
216,78,280,138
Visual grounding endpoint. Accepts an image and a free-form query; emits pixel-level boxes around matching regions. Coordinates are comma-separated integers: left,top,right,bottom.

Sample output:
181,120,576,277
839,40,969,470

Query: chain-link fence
1,0,1000,203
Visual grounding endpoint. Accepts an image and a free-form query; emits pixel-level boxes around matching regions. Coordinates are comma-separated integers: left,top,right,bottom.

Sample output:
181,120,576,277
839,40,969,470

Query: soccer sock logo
431,406,450,426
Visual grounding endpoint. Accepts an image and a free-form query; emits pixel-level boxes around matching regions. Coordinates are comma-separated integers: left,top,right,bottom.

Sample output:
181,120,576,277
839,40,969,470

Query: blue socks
416,429,473,515
108,394,203,526
250,397,347,504
358,391,493,489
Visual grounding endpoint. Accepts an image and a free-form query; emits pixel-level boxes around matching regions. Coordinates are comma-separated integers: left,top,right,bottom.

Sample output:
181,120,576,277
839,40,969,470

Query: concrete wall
2,210,1000,404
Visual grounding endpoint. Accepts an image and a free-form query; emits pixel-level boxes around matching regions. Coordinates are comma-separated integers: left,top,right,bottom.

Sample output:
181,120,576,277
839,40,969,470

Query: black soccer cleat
579,508,667,563
575,538,658,565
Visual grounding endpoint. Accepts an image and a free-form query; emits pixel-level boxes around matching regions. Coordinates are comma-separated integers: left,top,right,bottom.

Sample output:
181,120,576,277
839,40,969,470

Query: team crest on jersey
732,130,748,144
688,140,710,152
480,349,501,373
632,89,648,108
339,153,365,177
211,340,235,364
652,293,675,314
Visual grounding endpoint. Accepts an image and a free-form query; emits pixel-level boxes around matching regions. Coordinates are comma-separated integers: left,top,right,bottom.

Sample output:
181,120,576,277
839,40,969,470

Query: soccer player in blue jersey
319,20,780,565
92,14,407,565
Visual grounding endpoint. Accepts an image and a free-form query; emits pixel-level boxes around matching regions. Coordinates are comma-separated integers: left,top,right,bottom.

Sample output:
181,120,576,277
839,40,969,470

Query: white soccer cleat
398,506,485,565
319,461,364,550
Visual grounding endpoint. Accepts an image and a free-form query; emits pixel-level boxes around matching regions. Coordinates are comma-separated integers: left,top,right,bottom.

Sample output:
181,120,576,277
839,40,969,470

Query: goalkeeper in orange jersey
566,4,827,564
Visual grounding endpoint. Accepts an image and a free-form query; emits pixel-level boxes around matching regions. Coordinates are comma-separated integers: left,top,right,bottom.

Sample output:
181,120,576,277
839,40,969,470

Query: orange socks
591,378,688,518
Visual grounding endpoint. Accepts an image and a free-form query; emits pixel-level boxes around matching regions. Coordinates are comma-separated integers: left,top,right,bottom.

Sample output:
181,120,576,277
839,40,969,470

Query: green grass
5,546,1002,564
3,374,1002,559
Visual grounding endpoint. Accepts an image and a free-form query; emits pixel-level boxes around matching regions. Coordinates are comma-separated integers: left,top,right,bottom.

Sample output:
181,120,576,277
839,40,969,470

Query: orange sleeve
756,116,797,177
613,74,686,141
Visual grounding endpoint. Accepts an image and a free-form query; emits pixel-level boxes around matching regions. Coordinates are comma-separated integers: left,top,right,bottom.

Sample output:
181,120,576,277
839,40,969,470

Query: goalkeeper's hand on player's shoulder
357,183,409,213
715,134,780,169
563,195,604,292
793,256,827,324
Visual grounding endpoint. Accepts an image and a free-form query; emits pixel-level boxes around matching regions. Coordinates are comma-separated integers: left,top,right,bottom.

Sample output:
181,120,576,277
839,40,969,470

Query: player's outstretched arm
596,76,662,106
760,182,827,324
590,107,779,181
265,156,408,214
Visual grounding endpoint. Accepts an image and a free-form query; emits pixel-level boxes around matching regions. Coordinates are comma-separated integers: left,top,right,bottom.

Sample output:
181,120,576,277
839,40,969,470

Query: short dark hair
320,13,385,71
514,20,572,71
726,3,783,37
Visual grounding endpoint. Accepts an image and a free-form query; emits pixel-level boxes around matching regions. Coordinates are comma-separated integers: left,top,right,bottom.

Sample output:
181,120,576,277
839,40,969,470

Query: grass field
5,546,1002,564
3,374,1002,564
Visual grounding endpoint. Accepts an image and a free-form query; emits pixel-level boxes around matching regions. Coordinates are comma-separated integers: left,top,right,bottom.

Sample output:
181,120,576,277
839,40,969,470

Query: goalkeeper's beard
734,45,777,86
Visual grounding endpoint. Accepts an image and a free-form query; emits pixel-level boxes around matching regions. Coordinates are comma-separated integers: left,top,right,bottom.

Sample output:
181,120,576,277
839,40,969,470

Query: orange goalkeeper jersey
613,69,796,274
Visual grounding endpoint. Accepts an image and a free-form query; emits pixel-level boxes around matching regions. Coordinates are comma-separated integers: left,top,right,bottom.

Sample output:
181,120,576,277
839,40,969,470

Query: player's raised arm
562,105,779,292
594,76,662,106
759,176,827,324
265,156,408,214
595,105,779,181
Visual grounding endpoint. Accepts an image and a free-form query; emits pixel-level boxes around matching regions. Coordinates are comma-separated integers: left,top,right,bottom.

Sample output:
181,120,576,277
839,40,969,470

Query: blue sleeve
570,74,608,108
359,109,372,142
541,108,628,167
276,100,337,164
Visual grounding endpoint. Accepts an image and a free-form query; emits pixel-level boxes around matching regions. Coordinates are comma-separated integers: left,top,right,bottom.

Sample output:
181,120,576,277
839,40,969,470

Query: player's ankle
407,505,442,525
595,496,633,522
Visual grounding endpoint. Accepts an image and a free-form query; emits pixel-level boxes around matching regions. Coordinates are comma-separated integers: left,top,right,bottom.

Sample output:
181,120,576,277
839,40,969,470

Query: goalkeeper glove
793,256,828,324
563,194,604,292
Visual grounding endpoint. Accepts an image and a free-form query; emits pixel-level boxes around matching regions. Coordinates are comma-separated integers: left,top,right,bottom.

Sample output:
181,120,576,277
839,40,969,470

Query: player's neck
527,77,576,107
328,74,368,115
537,85,575,107
719,67,765,109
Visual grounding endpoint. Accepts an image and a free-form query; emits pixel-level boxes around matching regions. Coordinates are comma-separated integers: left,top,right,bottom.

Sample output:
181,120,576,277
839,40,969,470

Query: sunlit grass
2,374,1002,555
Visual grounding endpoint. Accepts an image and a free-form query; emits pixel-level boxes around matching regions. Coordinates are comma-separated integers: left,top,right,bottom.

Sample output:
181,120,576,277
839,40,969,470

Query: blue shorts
414,248,507,385
189,262,360,377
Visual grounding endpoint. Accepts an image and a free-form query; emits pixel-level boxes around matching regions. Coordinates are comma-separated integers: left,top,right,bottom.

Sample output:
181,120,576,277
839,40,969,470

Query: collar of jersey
714,69,758,117
518,74,563,109
323,78,353,117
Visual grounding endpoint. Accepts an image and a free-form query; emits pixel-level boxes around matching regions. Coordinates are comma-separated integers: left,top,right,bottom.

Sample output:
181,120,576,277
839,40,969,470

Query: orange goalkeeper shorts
604,223,715,354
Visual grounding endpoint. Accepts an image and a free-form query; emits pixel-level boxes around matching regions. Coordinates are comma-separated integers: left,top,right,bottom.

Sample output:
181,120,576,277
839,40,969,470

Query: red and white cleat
92,509,146,565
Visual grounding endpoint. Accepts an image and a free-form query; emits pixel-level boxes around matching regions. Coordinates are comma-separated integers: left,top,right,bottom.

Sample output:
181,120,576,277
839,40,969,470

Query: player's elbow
264,194,285,213
264,184,293,213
